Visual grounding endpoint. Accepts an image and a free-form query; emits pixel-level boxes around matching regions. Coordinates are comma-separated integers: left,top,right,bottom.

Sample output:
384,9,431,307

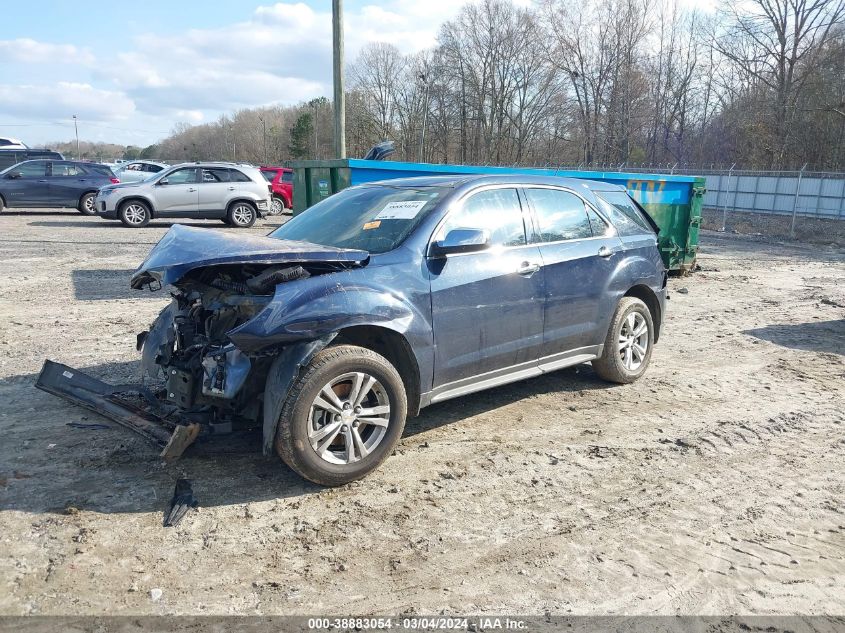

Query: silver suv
95,162,271,228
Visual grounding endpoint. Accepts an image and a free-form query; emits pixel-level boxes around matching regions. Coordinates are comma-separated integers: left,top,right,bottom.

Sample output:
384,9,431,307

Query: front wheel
592,297,654,384
275,345,408,486
78,192,97,215
227,201,257,228
118,200,151,227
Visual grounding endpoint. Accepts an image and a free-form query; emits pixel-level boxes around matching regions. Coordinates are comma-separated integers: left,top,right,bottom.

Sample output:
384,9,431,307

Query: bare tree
715,0,845,167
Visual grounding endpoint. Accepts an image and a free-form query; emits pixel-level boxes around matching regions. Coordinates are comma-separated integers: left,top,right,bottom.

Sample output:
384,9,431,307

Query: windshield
270,185,448,254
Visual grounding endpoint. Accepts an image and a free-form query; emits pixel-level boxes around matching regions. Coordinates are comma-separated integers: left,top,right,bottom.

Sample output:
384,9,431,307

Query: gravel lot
0,209,843,616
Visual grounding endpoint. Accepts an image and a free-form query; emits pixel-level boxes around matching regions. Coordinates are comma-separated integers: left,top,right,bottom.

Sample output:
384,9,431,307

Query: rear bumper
35,360,200,460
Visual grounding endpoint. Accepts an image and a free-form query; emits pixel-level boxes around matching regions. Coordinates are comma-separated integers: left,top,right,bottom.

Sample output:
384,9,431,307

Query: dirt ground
0,209,843,617
702,208,845,247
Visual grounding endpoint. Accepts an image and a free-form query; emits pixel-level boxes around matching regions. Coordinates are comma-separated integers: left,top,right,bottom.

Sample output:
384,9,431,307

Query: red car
260,165,293,215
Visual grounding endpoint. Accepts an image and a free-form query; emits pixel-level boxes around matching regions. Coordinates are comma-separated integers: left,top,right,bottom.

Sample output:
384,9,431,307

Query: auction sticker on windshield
375,200,428,220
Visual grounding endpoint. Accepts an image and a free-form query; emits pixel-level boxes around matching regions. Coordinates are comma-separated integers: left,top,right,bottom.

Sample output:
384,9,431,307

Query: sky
0,1,474,148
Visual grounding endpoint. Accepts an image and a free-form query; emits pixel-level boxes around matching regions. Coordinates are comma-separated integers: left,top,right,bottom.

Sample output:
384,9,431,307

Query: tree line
83,0,845,171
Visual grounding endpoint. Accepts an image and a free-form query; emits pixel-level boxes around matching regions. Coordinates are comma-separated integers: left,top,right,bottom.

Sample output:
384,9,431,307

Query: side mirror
430,228,491,257
7,171,23,180
157,178,169,186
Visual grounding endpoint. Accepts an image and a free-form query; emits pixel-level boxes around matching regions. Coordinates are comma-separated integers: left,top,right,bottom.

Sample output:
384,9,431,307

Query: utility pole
332,0,346,158
72,114,80,159
258,115,267,164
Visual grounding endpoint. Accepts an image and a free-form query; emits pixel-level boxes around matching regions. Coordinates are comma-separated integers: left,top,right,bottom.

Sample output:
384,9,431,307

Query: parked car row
0,158,290,228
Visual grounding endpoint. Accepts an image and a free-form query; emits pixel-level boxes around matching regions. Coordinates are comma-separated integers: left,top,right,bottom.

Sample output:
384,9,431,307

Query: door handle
37,179,48,183
516,261,541,277
598,246,614,258
227,186,236,190
187,187,197,192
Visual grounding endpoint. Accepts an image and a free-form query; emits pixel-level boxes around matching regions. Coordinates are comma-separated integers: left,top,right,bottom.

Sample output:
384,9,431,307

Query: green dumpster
288,159,705,272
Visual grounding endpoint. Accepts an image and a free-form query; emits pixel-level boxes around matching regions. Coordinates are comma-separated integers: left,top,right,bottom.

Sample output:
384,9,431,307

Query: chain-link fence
525,163,845,245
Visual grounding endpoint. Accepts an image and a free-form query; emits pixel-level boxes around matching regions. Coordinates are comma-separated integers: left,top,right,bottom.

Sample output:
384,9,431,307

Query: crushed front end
36,224,369,460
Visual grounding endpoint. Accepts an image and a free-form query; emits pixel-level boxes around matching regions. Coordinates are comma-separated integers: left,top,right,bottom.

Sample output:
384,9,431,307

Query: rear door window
51,162,86,177
201,168,229,183
596,191,655,236
281,172,294,183
439,188,527,248
524,187,593,242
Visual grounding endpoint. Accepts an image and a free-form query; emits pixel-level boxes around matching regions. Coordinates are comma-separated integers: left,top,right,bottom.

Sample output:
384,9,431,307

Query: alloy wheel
270,198,283,215
84,195,95,213
123,204,147,225
618,312,649,371
231,204,255,226
307,372,391,465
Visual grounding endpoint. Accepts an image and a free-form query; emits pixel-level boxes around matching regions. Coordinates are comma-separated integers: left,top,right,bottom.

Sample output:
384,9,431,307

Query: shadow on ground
743,319,845,355
0,358,611,515
71,269,157,301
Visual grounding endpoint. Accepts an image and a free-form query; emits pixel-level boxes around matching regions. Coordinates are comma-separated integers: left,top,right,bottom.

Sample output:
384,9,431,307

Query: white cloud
0,82,135,120
0,1,475,145
0,38,95,65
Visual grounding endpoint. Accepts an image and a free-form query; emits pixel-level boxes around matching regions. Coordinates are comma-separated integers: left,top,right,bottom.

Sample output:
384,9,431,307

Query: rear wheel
78,192,97,215
118,200,151,228
592,297,654,384
227,201,256,228
275,345,407,486
270,196,284,215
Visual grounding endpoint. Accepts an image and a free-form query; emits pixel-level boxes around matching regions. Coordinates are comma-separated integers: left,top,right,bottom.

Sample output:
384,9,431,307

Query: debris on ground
163,479,198,527
66,422,111,430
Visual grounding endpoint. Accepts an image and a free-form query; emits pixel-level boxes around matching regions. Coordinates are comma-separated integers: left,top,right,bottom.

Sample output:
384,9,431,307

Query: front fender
261,335,335,455
228,272,431,352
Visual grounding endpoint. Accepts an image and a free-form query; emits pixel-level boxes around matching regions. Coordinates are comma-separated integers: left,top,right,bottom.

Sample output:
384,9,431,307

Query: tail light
110,177,120,184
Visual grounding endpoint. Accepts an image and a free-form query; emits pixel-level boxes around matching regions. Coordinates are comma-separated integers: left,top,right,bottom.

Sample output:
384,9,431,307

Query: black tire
226,201,257,228
275,345,408,486
592,297,654,384
78,192,97,215
118,200,151,228
270,196,285,216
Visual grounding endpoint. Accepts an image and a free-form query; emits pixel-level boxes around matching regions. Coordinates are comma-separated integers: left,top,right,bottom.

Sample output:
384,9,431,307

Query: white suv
96,162,271,228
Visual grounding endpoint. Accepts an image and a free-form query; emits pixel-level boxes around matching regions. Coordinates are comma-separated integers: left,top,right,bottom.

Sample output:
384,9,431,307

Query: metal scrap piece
163,478,197,527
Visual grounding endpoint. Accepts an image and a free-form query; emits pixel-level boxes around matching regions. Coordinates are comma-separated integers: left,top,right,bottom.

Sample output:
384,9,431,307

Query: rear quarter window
596,191,655,237
229,169,252,183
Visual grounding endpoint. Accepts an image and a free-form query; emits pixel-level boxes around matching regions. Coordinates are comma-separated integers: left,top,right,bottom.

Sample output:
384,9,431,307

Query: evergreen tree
289,113,313,159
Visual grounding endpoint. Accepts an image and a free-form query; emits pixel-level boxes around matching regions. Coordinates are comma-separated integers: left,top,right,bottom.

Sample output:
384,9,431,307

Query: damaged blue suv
38,174,666,486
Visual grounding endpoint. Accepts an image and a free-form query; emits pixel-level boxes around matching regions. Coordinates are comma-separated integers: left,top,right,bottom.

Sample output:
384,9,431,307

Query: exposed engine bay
138,263,315,434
